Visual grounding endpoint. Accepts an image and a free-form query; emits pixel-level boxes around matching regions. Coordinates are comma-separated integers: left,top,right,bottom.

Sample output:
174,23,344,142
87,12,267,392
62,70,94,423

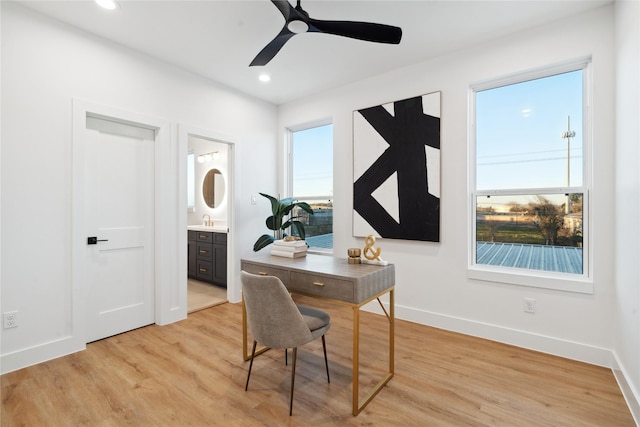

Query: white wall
614,0,640,422
279,5,616,366
0,3,277,373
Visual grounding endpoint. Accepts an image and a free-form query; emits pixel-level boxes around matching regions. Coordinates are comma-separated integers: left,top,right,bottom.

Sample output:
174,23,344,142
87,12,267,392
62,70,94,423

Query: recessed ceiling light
258,74,271,83
95,0,119,10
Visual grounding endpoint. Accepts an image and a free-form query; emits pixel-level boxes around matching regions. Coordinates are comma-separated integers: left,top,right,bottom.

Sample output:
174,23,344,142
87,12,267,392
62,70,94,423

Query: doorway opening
182,129,235,314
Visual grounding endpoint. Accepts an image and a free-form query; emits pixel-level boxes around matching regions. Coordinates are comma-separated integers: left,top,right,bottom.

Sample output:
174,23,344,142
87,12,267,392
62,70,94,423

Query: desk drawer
241,262,290,285
289,271,354,302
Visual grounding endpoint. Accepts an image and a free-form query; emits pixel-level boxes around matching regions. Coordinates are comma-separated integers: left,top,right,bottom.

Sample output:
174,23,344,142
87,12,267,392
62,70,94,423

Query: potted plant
253,193,315,251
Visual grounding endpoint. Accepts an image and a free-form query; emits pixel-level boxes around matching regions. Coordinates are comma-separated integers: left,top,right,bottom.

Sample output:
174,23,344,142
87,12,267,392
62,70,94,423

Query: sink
187,225,227,233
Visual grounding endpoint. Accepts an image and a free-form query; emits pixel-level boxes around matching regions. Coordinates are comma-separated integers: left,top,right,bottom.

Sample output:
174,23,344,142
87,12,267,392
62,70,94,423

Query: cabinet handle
199,250,208,254
258,271,268,276
199,268,208,272
313,281,325,287
199,234,208,240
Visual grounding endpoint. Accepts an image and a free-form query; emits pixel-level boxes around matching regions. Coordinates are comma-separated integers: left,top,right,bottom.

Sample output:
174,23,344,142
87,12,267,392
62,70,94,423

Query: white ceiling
17,0,610,105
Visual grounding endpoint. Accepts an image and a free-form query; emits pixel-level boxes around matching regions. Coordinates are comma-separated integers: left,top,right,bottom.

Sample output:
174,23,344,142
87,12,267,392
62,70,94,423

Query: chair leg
245,340,257,391
322,335,330,384
289,347,297,416
285,348,288,365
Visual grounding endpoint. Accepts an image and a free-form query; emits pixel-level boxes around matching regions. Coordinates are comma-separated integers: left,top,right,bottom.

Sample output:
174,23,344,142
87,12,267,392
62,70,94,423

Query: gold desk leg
390,288,395,375
352,287,395,416
352,306,360,415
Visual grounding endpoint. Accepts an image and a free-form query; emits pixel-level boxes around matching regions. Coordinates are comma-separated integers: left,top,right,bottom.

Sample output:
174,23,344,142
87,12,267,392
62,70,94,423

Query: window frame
286,118,334,254
468,57,593,294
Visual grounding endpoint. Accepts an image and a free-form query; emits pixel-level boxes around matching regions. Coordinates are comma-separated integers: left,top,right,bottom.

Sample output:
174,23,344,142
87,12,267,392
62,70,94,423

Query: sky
476,69,583,194
292,123,333,198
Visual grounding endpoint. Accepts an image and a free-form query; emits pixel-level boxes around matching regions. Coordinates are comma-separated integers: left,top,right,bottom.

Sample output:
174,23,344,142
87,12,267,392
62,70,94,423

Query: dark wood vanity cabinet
188,230,227,287
188,234,197,278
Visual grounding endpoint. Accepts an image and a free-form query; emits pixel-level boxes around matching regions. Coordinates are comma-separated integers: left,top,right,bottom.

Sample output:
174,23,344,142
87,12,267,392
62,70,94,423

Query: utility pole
561,116,576,214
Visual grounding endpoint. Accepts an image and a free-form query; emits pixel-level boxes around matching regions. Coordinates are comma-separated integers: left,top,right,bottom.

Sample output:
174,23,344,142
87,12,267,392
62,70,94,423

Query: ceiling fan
250,0,403,66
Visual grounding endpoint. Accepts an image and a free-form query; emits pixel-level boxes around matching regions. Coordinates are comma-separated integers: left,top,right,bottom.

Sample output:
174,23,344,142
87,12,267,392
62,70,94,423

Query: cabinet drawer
289,272,355,302
213,233,227,244
196,260,214,282
196,242,213,261
241,262,290,285
196,231,213,242
188,230,198,241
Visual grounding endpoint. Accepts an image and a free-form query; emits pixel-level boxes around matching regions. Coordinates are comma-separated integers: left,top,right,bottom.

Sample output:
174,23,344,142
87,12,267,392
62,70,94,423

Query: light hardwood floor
1,296,634,426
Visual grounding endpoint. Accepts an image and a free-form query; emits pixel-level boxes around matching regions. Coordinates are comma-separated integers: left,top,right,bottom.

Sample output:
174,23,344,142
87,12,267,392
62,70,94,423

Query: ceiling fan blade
250,27,295,66
309,19,402,44
270,0,293,20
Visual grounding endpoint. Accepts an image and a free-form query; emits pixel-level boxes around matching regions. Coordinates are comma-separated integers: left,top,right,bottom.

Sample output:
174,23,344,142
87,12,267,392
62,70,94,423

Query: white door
84,115,155,343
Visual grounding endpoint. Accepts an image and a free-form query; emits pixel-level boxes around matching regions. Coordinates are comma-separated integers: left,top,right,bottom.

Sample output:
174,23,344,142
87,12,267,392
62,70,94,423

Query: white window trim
468,57,593,294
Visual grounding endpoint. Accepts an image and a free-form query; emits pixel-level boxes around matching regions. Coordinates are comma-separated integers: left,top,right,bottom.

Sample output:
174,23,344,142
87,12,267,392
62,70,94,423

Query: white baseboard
612,352,640,426
156,306,187,326
364,300,612,366
1,336,85,375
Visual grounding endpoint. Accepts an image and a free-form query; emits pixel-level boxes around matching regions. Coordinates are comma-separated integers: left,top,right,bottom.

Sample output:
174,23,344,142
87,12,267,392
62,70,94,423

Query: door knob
87,236,109,245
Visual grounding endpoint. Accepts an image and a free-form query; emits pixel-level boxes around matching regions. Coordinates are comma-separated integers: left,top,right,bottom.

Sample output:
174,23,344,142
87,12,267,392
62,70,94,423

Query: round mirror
202,168,225,209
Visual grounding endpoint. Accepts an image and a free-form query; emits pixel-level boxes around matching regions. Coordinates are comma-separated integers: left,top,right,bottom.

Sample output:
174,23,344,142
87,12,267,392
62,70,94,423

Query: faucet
202,214,213,227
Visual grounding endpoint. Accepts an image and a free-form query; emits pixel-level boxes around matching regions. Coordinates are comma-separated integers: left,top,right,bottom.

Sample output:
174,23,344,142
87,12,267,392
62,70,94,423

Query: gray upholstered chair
241,270,331,416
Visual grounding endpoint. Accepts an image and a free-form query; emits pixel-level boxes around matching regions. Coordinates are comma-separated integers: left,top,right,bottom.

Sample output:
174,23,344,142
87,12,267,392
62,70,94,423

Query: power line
477,147,581,160
478,155,583,167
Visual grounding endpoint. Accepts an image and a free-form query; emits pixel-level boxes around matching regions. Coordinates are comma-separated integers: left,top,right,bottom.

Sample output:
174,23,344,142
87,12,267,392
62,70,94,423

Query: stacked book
270,239,308,258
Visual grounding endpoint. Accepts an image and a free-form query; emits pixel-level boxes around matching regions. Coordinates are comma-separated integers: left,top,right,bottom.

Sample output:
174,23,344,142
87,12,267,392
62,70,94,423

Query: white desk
241,253,395,416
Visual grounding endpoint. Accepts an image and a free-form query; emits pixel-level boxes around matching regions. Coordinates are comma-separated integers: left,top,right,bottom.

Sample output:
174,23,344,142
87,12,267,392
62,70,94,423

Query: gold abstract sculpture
363,235,382,261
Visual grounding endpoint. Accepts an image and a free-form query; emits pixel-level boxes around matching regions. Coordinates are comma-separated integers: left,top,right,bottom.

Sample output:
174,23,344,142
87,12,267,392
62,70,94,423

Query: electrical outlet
4,311,18,328
524,298,536,314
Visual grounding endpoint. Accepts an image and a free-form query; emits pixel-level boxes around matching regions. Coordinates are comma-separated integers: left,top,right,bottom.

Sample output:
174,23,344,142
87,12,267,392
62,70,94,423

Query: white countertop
187,225,228,233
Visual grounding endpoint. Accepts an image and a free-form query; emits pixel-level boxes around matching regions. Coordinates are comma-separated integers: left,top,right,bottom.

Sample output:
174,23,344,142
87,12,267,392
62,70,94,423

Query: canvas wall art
353,91,441,242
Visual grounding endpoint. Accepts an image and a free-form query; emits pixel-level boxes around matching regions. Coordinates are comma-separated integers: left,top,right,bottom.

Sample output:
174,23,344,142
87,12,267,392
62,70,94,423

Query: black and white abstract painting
353,92,441,242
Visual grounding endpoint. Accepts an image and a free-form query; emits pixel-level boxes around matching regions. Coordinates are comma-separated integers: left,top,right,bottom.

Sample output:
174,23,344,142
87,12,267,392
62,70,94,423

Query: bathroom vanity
188,227,227,287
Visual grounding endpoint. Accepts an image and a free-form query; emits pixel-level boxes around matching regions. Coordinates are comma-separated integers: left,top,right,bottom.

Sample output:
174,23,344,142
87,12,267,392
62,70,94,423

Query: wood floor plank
2,297,635,426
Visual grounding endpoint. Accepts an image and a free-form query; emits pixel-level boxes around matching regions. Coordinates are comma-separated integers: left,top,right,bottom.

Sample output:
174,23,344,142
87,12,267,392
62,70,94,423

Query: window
470,60,591,292
289,122,333,251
